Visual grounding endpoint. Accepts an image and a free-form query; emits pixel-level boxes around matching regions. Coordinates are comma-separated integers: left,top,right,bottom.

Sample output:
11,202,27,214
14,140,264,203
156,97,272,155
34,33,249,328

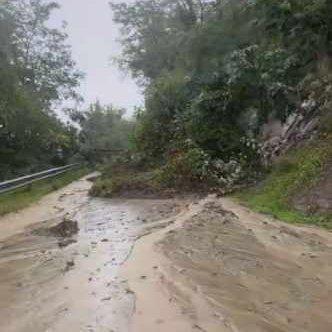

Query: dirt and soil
122,197,332,332
1,174,332,331
0,174,185,332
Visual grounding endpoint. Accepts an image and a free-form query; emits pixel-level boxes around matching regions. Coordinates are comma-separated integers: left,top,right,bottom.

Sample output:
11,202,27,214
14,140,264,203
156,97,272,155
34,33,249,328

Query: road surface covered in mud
0,175,183,332
1,175,332,332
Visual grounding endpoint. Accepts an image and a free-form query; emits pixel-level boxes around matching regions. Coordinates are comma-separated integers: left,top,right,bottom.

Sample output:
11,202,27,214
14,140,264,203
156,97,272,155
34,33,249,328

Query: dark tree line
0,0,82,180
0,0,136,181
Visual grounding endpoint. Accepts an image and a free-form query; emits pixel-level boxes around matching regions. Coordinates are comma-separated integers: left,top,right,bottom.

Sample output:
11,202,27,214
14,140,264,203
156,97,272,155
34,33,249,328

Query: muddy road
1,175,332,332
0,175,185,332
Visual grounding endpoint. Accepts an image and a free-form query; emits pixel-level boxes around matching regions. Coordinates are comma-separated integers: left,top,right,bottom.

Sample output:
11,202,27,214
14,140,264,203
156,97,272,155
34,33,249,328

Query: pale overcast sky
50,0,143,115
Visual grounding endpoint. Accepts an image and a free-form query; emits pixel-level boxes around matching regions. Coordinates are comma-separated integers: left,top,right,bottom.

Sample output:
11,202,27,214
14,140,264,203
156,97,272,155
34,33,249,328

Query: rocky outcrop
261,103,320,165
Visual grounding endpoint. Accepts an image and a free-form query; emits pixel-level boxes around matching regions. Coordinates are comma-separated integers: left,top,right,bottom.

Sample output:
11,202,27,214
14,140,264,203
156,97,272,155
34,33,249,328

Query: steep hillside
239,123,332,228
92,0,332,229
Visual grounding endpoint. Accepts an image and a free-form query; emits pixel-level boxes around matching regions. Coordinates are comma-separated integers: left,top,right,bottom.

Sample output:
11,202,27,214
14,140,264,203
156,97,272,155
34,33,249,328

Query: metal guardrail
0,164,79,195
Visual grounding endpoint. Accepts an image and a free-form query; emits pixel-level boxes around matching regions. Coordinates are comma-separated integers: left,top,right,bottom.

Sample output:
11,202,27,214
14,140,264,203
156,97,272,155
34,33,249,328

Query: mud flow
0,177,182,332
158,199,332,332
2,177,332,332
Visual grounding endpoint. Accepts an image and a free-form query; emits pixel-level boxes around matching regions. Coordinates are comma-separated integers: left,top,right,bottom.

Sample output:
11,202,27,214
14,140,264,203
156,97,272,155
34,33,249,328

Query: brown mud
1,175,332,332
123,197,332,332
0,174,184,332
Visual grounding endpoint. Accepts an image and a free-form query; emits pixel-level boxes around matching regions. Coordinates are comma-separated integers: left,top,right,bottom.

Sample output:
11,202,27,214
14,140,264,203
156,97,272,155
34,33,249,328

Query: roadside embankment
0,168,90,217
238,135,332,229
0,172,93,241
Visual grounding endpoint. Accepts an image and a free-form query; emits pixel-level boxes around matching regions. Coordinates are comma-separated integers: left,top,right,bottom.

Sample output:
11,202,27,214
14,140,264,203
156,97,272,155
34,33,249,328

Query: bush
90,164,166,198
154,147,210,189
154,144,257,192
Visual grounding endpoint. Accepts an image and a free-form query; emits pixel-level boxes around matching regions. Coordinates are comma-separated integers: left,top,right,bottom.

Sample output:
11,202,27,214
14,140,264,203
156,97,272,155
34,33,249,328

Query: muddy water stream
0,177,182,332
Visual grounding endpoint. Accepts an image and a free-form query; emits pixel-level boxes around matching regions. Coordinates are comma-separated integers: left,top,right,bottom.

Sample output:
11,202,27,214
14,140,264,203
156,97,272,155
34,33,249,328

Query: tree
77,102,133,164
0,0,83,179
111,0,332,181
6,0,82,106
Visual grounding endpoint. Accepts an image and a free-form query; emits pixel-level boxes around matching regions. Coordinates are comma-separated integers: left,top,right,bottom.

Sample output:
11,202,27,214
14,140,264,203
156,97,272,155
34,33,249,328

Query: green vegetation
107,0,332,190
90,167,163,198
0,168,89,216
0,1,134,207
0,0,82,180
238,136,332,229
1,0,332,227
69,102,134,165
90,0,332,213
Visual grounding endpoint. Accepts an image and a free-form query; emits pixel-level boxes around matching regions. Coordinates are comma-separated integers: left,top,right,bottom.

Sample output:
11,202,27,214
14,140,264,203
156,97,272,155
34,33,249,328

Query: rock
58,238,76,248
101,296,111,301
279,226,300,238
264,301,273,305
193,324,204,330
50,217,79,238
126,288,134,294
64,260,75,272
33,216,78,239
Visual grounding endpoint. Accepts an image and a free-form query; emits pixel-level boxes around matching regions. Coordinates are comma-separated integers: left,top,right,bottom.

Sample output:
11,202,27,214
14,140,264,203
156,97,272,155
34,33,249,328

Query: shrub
154,147,210,189
154,144,257,192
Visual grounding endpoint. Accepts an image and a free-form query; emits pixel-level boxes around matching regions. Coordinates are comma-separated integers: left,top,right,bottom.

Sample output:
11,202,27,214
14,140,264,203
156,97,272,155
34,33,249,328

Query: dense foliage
70,101,134,164
111,0,332,187
0,0,82,180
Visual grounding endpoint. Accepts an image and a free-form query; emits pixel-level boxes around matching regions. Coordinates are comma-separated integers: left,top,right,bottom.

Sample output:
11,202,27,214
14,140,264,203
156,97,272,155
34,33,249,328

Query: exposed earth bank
1,175,332,331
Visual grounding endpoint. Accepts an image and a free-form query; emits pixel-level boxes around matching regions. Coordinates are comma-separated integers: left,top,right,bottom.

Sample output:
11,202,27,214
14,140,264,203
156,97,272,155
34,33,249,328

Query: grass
0,167,89,216
237,136,332,229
